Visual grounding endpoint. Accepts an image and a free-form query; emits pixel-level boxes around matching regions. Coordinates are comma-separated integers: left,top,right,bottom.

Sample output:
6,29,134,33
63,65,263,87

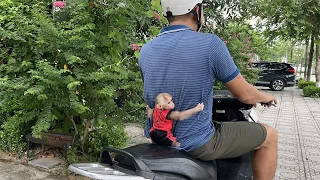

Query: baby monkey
147,93,204,147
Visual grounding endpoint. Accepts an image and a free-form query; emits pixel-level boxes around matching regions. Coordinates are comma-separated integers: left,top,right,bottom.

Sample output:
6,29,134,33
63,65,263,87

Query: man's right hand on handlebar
260,94,277,108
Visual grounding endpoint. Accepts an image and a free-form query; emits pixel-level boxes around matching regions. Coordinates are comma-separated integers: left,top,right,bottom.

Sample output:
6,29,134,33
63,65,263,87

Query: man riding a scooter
138,0,278,179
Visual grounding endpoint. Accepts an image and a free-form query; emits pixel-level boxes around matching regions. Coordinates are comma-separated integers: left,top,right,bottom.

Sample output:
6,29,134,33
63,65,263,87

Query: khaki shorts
188,121,267,161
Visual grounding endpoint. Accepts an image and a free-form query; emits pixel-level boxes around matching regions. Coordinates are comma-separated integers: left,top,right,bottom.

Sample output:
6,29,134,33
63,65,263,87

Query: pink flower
53,1,66,8
220,37,224,40
153,11,160,20
233,33,237,37
237,33,241,37
131,44,142,52
131,44,137,51
224,41,228,44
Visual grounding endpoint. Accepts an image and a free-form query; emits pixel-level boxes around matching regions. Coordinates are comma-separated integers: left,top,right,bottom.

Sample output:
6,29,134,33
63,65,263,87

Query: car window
261,63,272,70
272,63,287,70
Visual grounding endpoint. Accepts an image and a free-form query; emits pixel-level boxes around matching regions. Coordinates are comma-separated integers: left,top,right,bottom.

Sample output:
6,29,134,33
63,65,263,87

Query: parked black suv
249,62,296,91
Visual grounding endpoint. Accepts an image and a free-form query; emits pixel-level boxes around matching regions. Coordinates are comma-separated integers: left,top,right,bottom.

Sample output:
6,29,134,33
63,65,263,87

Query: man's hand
261,94,278,108
195,102,204,112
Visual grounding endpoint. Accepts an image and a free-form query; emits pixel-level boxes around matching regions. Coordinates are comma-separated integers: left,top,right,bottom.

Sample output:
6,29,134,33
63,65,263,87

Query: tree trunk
82,119,92,153
316,36,320,87
307,36,315,81
290,42,293,63
304,38,309,79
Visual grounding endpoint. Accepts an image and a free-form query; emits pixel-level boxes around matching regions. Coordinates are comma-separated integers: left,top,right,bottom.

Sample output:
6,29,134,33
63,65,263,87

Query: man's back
138,25,239,151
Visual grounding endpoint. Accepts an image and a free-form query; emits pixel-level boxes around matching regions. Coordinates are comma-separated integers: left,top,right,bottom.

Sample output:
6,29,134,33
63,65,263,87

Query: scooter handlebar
260,102,276,107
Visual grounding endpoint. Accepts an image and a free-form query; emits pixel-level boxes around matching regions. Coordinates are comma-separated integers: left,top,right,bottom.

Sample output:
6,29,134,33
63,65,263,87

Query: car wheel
270,79,285,91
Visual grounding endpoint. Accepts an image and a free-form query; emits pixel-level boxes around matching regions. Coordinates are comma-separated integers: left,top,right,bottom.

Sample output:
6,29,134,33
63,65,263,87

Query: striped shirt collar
159,25,192,36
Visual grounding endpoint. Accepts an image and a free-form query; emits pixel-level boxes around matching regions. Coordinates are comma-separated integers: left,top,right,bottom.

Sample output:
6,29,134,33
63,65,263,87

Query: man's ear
194,5,199,12
191,6,199,20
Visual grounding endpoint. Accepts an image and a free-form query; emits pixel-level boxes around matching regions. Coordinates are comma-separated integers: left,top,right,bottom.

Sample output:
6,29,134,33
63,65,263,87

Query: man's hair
155,93,171,106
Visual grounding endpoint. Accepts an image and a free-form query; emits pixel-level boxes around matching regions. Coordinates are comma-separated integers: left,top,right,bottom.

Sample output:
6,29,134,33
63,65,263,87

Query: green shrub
0,0,154,154
87,119,128,158
303,85,320,98
298,80,316,89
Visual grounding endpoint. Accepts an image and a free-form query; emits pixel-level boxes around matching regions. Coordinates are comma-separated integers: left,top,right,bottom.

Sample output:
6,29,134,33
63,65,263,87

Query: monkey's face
164,96,175,110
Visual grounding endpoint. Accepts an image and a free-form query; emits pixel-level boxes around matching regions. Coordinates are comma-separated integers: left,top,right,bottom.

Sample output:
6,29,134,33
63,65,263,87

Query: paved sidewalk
255,87,320,180
0,160,62,180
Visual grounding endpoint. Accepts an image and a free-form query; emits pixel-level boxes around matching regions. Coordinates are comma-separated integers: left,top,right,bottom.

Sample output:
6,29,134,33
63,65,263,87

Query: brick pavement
256,87,320,180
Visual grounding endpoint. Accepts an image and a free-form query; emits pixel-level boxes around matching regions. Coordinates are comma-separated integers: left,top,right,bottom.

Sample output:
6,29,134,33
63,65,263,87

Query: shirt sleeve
144,116,152,138
209,35,240,83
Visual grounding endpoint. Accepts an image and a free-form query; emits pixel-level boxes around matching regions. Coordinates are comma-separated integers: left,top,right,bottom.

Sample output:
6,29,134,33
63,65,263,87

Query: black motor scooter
69,90,263,180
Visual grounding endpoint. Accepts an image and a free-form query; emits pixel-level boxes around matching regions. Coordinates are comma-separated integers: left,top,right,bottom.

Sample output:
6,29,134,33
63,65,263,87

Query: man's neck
169,20,197,31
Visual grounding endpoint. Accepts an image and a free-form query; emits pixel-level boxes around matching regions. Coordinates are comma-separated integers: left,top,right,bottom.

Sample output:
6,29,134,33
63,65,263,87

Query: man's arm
225,74,277,105
168,103,204,121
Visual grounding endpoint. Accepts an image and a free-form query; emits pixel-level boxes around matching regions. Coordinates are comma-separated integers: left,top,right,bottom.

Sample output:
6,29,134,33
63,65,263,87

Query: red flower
153,11,160,20
53,1,66,8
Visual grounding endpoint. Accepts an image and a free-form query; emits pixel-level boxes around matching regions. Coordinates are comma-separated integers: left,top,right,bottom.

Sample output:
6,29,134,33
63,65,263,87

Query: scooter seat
105,143,217,180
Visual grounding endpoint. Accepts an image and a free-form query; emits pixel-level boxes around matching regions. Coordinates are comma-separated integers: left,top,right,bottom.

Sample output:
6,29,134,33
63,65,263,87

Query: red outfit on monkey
150,108,176,145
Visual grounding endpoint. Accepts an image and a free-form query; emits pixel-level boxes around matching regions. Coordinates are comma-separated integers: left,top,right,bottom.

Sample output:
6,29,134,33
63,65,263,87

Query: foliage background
0,0,264,161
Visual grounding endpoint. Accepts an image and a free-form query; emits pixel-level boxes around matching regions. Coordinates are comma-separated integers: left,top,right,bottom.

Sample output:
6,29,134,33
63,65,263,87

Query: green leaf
66,55,87,64
152,0,162,12
134,51,140,58
24,87,44,96
67,81,81,90
118,15,127,26
37,94,48,100
146,10,154,18
150,26,160,36
98,86,115,97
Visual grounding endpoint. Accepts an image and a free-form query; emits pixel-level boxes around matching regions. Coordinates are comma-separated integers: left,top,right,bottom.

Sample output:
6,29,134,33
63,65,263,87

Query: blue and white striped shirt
138,25,239,151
